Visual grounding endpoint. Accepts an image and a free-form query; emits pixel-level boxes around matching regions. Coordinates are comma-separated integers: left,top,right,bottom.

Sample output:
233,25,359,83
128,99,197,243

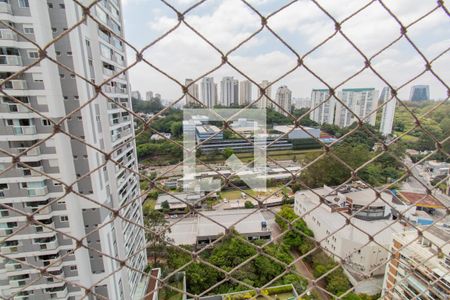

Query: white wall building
257,80,272,109
185,79,199,106
335,88,379,127
0,1,146,299
310,89,336,124
379,87,397,136
294,186,405,278
220,76,236,107
275,85,292,115
201,77,216,108
239,80,252,105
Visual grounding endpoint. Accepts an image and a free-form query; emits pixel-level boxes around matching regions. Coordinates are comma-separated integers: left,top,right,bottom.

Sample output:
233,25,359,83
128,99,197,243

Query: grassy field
200,148,322,163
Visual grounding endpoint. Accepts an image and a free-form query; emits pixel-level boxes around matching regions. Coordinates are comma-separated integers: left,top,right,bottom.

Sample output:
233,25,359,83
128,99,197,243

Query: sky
120,0,450,103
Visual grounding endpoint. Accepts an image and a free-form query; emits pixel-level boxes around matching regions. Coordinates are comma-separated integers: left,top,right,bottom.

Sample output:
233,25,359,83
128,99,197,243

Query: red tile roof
397,191,444,209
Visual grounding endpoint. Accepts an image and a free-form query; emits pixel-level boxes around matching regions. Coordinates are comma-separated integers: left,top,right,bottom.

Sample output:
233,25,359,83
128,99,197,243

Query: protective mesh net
0,0,449,300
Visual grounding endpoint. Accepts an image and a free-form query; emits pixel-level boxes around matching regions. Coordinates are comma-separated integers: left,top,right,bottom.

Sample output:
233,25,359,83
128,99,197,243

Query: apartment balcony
14,146,41,156
31,205,51,215
46,286,68,299
1,245,19,254
102,68,114,77
26,186,48,197
13,125,36,135
10,279,27,288
0,55,22,66
34,222,54,233
38,240,58,251
23,166,44,177
0,103,31,113
0,228,13,237
5,262,22,272
3,80,27,90
0,28,17,40
0,2,12,14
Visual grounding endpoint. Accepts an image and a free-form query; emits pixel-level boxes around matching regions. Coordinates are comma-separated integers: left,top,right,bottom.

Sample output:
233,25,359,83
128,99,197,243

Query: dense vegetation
394,101,449,160
131,97,164,114
164,233,308,296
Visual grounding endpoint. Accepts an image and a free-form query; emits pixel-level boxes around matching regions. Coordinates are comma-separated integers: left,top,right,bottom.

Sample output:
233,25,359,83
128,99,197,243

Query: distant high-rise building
146,91,154,101
0,2,146,299
154,93,161,100
379,87,396,136
201,77,217,108
239,80,253,105
258,80,272,109
382,228,450,299
310,89,336,124
233,79,239,106
409,85,430,101
220,76,236,107
275,86,292,115
131,90,142,100
185,79,199,106
334,88,379,127
293,97,312,109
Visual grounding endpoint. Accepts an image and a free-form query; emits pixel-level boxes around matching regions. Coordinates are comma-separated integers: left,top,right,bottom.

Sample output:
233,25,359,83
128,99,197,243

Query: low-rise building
424,160,450,179
150,133,172,141
168,209,271,246
155,192,215,212
382,227,450,299
294,184,405,279
195,125,224,141
273,125,320,140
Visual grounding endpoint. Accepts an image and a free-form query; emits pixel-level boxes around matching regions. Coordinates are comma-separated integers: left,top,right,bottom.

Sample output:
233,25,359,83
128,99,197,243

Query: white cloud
125,0,450,101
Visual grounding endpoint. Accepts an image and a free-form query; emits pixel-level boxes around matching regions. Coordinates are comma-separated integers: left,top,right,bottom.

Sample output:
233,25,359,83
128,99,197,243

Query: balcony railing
22,166,44,177
26,186,48,197
39,240,58,250
31,205,51,215
13,125,36,135
15,146,41,156
1,245,19,254
0,103,31,113
3,80,27,90
0,2,12,14
5,263,22,272
0,55,22,66
0,28,17,40
9,279,27,288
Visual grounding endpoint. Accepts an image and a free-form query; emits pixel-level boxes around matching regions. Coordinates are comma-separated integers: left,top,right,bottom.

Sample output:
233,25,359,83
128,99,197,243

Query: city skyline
123,0,450,102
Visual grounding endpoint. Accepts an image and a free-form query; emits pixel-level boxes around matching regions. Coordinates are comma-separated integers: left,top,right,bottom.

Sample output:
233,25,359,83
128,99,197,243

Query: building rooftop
196,125,221,134
345,189,392,207
397,191,444,209
168,209,270,245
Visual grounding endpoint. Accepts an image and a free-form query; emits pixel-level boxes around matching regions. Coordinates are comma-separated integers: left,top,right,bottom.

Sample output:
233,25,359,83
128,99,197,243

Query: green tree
144,210,170,265
170,121,183,138
244,200,255,208
161,200,170,212
223,147,234,159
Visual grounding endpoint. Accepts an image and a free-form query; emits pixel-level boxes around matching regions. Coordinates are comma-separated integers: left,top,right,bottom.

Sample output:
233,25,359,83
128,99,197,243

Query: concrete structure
275,85,292,115
230,118,259,134
150,133,171,141
335,88,378,127
185,79,199,106
273,125,320,140
155,193,211,211
294,184,405,278
220,76,236,107
239,80,252,105
424,160,449,179
409,85,430,102
379,87,396,136
382,227,450,299
146,91,154,101
167,209,271,246
257,80,272,109
195,125,223,141
201,77,216,107
310,89,336,124
131,90,142,100
0,1,146,299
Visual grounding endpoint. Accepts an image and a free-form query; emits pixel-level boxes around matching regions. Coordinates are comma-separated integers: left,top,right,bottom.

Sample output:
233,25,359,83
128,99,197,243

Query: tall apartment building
145,91,153,101
409,85,430,102
131,90,141,101
334,88,378,127
310,89,336,124
382,228,449,299
201,77,216,108
233,79,238,106
220,76,236,107
257,80,272,109
0,1,146,299
239,80,252,105
275,85,292,115
185,79,199,106
379,87,397,136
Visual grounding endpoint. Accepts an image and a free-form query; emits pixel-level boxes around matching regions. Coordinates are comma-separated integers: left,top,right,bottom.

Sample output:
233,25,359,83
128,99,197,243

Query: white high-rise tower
379,87,396,136
0,1,146,299
201,77,216,108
